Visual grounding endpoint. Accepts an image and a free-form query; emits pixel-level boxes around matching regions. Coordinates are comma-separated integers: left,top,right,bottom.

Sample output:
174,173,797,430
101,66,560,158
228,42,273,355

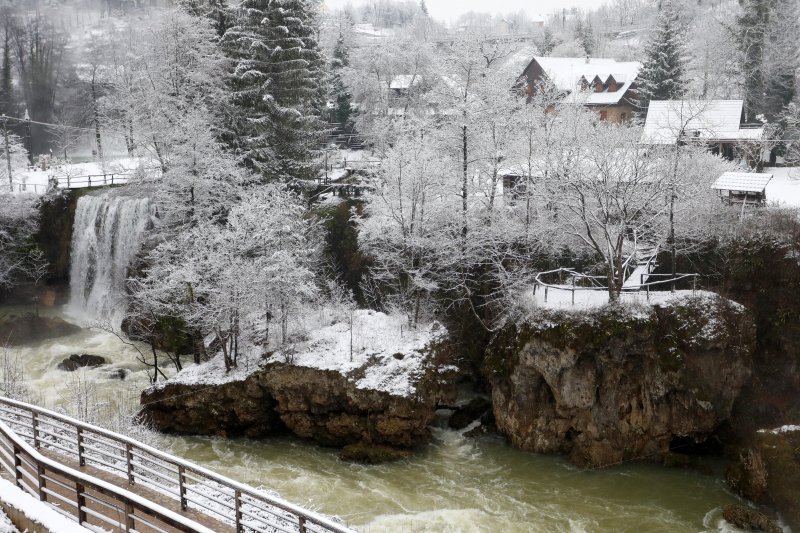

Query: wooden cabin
641,100,766,164
711,172,773,206
519,56,641,123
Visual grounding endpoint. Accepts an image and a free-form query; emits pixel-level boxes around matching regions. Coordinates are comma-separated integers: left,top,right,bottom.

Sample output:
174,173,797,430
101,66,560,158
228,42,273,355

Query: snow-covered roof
390,75,422,90
712,172,773,193
531,56,641,105
641,100,764,144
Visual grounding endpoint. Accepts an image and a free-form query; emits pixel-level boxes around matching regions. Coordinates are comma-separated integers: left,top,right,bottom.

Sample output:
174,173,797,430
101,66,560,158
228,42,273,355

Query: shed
711,172,773,205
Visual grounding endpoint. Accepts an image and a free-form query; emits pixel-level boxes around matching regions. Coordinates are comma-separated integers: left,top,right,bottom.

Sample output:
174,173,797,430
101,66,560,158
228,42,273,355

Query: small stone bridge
0,397,354,533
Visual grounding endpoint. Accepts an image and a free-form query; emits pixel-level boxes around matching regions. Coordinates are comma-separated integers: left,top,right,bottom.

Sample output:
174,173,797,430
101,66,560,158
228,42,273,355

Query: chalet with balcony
519,56,641,123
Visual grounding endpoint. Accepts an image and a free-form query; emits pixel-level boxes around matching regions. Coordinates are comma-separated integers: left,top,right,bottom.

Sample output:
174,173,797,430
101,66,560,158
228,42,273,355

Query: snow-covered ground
0,479,91,533
159,310,445,397
765,166,800,208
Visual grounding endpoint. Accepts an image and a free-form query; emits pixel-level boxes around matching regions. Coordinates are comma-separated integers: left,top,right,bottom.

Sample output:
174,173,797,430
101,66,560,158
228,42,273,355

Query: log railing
0,397,353,533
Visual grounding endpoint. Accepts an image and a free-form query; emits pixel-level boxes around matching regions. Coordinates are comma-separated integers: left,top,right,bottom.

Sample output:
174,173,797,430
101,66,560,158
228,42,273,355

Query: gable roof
641,100,764,144
712,172,773,193
529,56,641,105
390,75,422,90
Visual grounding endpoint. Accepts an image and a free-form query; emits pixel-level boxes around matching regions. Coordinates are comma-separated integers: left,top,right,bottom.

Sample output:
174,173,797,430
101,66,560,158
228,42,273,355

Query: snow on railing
0,397,354,533
534,267,700,305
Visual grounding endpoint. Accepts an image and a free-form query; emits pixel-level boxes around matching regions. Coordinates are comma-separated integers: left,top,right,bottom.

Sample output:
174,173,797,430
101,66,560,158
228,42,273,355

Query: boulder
448,397,492,430
484,294,756,468
0,314,80,346
721,505,781,533
339,442,412,463
57,354,107,371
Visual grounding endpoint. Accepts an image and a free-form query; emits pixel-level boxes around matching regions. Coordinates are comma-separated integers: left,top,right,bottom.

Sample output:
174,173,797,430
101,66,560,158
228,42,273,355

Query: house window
599,110,608,121
621,112,627,121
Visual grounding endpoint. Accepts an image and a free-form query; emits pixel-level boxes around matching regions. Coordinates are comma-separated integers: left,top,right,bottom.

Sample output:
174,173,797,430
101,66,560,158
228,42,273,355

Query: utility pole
23,108,32,166
2,115,11,191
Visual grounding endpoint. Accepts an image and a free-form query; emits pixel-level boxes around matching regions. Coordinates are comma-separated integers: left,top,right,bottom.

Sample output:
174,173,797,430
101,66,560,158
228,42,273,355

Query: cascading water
69,193,156,327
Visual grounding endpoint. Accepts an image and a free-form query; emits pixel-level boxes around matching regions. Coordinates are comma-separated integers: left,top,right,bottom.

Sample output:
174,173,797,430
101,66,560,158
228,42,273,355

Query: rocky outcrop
0,314,81,345
57,354,107,371
484,294,756,468
139,360,453,458
727,427,800,530
138,373,281,438
721,505,781,533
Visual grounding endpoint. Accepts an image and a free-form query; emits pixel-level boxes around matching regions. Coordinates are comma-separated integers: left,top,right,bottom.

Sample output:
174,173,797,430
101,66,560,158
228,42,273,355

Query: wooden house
640,100,766,163
519,56,641,123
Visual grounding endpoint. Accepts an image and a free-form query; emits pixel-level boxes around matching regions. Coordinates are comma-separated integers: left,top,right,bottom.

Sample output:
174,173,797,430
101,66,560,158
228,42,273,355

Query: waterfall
69,193,156,327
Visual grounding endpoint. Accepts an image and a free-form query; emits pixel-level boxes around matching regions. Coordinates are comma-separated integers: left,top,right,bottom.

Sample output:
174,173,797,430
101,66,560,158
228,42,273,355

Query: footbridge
0,397,354,533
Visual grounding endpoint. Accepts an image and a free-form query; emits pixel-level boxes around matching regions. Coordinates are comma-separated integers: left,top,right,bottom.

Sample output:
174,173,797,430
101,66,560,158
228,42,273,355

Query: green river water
3,307,749,532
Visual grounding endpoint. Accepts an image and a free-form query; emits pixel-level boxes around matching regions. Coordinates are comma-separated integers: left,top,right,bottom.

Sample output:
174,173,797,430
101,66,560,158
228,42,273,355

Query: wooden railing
0,397,354,533
54,173,130,189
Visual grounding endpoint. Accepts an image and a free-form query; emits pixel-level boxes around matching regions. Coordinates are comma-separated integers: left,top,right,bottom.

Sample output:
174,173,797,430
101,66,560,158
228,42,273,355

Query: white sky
323,0,607,25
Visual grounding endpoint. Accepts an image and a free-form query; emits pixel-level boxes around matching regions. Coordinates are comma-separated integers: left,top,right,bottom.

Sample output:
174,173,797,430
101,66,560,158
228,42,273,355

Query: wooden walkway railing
0,397,354,533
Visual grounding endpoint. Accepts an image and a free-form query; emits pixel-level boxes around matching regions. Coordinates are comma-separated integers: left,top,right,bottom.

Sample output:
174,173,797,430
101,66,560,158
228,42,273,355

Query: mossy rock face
728,429,800,531
484,295,756,468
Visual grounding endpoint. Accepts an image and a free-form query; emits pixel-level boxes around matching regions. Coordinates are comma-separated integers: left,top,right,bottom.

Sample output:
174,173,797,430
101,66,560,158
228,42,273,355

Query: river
0,304,750,532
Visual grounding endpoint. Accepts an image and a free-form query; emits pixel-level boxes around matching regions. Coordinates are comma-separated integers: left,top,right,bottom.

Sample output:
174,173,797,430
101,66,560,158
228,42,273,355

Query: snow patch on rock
153,310,446,398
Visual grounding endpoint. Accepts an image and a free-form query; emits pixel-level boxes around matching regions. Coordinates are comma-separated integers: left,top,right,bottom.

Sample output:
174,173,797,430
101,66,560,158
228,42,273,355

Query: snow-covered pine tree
736,0,769,121
329,34,354,132
574,16,594,56
635,1,687,119
762,0,799,121
420,0,428,16
224,0,326,182
0,15,13,117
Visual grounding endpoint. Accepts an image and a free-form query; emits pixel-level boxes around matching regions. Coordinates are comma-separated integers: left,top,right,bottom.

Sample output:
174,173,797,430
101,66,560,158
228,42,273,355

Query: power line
0,114,129,137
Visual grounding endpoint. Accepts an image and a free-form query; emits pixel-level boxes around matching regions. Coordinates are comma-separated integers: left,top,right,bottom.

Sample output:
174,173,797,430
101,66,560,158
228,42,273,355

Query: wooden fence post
125,501,135,531
299,516,307,533
37,464,46,501
77,428,85,466
126,443,134,485
76,482,87,525
178,465,187,510
32,412,39,448
12,443,21,488
235,489,242,532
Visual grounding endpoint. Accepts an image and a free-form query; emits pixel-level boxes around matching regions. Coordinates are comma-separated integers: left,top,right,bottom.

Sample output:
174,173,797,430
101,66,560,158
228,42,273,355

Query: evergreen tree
223,0,326,182
574,16,594,56
0,18,13,117
419,0,428,16
329,34,353,132
762,0,798,121
636,2,687,118
539,27,559,56
737,0,769,121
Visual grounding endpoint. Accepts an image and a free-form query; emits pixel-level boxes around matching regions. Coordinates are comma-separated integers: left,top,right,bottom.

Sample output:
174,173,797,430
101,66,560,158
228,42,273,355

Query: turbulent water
2,307,747,533
69,193,156,328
